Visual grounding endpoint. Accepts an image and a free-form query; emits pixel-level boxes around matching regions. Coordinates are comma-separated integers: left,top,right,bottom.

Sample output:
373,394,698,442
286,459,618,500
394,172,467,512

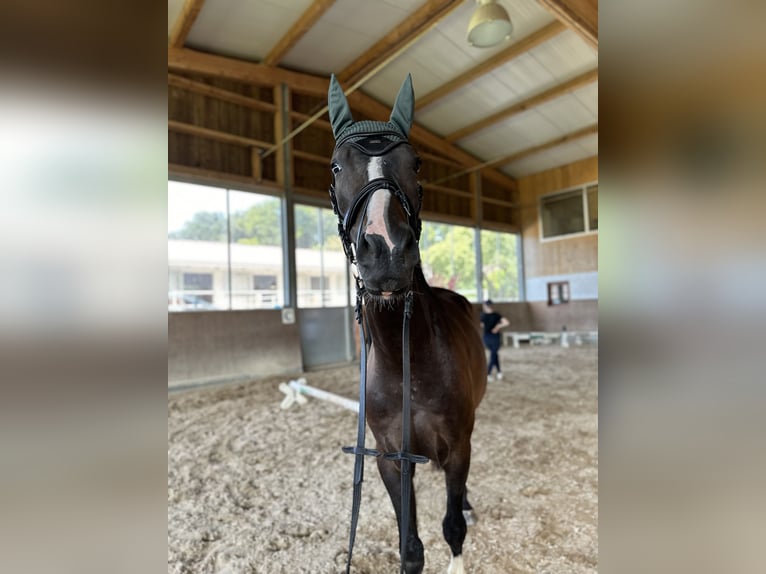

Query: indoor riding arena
168,1,598,573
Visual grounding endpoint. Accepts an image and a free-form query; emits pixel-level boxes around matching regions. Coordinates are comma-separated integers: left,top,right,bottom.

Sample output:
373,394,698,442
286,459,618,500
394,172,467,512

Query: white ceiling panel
489,51,557,95
535,94,596,132
572,81,598,116
402,27,482,92
361,57,444,110
528,29,598,80
185,0,315,62
281,0,413,75
415,75,524,136
460,110,561,159
577,133,599,155
502,139,596,177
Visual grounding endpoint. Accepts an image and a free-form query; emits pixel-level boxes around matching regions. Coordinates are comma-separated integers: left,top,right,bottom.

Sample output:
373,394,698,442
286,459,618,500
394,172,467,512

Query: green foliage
419,222,476,293
169,211,227,241
231,199,282,246
168,199,342,250
481,230,518,300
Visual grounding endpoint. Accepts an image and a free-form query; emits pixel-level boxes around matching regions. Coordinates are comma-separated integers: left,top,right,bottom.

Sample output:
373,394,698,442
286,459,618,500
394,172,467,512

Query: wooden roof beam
537,0,598,50
168,0,206,48
168,47,329,93
167,47,518,190
415,20,566,110
446,67,598,142
262,0,336,66
337,0,462,86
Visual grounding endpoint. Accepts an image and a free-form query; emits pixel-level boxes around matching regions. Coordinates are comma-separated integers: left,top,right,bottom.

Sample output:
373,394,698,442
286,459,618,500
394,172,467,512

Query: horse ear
389,74,414,138
328,74,354,140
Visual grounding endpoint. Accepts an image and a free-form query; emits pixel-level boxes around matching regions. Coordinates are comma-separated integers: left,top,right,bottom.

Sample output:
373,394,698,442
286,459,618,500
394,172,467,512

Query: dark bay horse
328,74,487,574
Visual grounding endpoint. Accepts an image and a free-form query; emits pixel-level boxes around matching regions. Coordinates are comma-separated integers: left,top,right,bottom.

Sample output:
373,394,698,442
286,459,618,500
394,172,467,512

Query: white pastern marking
447,554,465,574
365,156,395,252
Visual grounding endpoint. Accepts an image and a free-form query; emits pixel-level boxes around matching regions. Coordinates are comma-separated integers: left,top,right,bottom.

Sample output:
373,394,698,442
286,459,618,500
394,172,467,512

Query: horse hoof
462,509,477,526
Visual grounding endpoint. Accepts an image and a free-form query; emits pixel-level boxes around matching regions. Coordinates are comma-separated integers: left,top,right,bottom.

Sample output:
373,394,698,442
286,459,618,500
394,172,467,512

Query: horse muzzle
355,230,418,296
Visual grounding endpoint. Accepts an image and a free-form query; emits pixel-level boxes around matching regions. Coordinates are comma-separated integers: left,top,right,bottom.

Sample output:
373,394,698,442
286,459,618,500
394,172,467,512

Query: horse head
328,74,423,300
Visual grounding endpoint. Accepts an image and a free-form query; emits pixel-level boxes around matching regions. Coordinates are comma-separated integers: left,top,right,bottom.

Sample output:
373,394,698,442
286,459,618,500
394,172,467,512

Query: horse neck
362,266,432,351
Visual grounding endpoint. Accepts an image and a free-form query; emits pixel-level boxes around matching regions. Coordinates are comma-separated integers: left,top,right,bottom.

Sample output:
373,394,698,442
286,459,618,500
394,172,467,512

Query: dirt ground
168,344,598,574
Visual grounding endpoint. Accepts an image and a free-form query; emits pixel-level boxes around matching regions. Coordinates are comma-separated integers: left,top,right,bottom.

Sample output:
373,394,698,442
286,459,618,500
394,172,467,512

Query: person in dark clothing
480,300,510,381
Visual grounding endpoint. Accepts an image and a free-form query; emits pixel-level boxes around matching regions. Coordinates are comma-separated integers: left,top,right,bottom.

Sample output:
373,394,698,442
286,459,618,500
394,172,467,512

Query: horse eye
331,162,342,175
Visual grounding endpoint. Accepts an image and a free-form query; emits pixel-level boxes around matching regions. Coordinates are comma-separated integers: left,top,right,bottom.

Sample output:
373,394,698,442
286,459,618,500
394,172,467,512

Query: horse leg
443,456,471,574
376,456,424,574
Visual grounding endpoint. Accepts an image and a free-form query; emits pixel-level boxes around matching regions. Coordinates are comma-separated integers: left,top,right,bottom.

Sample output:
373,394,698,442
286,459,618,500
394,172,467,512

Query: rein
331,134,428,573
342,285,428,574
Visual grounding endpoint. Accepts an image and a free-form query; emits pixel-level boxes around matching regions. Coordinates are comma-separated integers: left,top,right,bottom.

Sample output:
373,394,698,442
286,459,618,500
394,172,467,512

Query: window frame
168,179,285,313
547,281,571,306
538,180,598,242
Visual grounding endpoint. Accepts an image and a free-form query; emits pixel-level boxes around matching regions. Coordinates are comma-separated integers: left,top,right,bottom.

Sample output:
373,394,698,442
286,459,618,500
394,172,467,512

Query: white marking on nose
365,157,396,253
367,155,383,180
365,189,395,252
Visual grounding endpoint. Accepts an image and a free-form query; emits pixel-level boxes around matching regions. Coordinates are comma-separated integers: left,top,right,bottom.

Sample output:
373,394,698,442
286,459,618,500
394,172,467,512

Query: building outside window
168,181,284,311
169,181,523,311
294,204,348,308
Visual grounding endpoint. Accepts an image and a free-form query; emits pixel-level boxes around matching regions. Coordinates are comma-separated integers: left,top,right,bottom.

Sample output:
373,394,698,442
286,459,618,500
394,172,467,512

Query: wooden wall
519,156,598,278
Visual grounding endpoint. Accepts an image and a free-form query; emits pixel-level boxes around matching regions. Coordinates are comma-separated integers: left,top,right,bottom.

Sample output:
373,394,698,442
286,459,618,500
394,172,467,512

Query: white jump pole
279,377,360,413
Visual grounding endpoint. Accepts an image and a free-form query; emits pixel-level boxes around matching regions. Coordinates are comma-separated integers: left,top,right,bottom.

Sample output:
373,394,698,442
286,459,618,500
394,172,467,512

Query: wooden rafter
168,0,206,48
168,74,277,112
446,68,598,142
168,120,272,149
337,0,462,86
262,0,336,66
169,47,328,93
415,20,566,110
537,0,598,50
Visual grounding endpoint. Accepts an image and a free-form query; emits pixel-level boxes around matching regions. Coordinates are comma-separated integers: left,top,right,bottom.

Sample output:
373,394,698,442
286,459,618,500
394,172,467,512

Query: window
419,221,478,301
294,204,348,308
253,275,277,290
548,281,570,305
168,182,228,311
540,182,598,239
168,181,284,311
480,229,519,301
229,190,283,310
183,273,213,298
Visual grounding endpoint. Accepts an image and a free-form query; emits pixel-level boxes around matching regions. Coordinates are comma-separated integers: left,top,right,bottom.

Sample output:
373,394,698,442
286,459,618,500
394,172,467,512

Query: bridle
329,132,429,574
327,132,423,266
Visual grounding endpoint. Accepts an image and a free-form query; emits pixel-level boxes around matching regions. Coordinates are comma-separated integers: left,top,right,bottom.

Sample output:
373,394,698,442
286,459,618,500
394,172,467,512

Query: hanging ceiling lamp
467,0,514,48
